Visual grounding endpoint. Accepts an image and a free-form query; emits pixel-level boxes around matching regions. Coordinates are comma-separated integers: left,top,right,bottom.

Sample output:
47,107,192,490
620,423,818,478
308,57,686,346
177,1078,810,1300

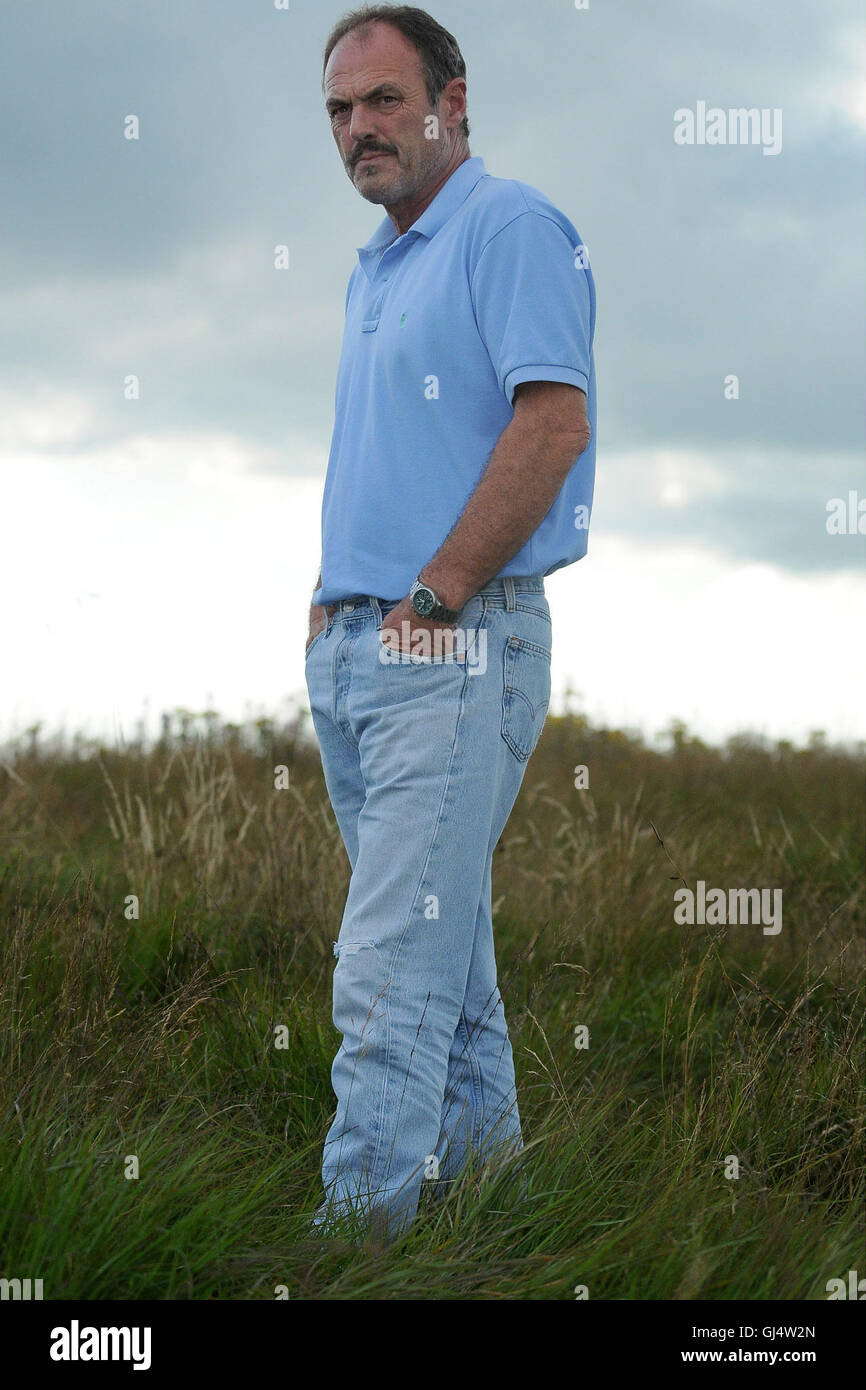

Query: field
0,710,863,1300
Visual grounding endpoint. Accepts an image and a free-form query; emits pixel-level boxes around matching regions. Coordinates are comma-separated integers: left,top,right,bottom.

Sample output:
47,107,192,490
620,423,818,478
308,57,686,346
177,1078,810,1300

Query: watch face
412,586,436,618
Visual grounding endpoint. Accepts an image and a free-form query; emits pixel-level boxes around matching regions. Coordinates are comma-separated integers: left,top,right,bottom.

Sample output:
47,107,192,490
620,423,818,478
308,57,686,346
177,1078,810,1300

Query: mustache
351,146,395,166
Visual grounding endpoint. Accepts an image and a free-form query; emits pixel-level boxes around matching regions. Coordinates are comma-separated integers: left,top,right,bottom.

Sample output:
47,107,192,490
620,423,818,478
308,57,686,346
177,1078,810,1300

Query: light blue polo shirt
314,155,596,605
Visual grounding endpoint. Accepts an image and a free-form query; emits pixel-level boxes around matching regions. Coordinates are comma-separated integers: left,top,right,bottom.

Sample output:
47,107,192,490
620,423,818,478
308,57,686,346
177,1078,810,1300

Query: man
306,4,596,1237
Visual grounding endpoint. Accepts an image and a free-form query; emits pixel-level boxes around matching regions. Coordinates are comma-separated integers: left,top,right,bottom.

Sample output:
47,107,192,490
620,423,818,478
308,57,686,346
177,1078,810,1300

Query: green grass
0,711,862,1299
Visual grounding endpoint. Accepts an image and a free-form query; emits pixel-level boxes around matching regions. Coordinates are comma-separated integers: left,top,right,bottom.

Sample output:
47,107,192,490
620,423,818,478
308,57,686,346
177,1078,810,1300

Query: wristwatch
409,577,462,623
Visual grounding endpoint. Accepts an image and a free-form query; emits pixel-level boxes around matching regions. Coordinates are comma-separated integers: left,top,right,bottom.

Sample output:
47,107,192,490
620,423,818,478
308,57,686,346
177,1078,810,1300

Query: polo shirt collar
357,155,487,279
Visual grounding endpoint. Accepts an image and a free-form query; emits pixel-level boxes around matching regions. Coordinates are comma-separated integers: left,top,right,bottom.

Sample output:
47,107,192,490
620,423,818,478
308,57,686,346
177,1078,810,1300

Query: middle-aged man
305,4,596,1237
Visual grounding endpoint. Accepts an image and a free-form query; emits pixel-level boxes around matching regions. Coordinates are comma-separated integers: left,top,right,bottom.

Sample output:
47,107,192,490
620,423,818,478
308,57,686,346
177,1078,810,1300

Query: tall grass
0,712,862,1299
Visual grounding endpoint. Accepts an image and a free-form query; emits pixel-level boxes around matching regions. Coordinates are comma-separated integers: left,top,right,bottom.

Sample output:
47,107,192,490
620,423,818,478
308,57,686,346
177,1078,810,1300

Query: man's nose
347,107,378,149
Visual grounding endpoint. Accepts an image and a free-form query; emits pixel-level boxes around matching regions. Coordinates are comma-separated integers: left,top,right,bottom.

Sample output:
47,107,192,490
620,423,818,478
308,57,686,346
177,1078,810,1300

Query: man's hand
379,595,458,657
306,603,328,652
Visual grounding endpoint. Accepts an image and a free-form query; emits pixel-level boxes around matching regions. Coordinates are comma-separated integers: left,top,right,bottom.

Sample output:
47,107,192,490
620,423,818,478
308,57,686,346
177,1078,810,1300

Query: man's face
324,22,454,206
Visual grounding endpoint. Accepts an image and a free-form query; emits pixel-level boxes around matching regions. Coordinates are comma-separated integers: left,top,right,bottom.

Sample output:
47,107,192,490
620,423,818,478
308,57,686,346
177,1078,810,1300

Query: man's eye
381,95,399,105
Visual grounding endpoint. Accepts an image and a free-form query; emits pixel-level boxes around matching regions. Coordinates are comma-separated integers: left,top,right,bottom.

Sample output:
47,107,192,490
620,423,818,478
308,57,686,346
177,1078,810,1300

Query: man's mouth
355,151,392,166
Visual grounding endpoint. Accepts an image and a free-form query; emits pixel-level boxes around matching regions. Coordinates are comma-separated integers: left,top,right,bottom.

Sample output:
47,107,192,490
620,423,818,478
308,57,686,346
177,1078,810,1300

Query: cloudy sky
1,0,864,748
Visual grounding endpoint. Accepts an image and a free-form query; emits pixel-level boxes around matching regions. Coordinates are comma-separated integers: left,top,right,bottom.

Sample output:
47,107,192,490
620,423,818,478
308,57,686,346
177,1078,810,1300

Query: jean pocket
305,626,327,661
501,636,551,761
377,626,463,666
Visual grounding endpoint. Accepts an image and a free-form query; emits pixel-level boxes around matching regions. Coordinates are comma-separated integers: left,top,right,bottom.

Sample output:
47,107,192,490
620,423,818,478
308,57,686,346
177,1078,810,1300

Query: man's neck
386,147,471,237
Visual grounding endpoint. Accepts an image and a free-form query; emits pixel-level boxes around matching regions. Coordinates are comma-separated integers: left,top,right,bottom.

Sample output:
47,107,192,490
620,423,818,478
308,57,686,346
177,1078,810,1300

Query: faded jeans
304,576,551,1235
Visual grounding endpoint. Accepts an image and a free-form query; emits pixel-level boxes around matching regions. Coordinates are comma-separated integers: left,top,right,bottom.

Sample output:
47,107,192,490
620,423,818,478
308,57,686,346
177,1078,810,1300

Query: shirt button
343,602,354,612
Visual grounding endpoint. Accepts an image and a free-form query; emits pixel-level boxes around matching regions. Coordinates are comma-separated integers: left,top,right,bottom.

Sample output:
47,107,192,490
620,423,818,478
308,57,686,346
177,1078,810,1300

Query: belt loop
504,576,516,612
371,596,383,629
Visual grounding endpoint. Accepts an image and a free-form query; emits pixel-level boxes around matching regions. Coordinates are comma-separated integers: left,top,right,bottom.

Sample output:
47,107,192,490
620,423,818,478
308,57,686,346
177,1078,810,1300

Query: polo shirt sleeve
470,211,592,406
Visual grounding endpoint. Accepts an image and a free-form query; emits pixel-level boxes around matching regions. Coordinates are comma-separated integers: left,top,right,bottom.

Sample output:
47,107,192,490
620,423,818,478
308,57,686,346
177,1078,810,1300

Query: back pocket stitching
501,637,551,761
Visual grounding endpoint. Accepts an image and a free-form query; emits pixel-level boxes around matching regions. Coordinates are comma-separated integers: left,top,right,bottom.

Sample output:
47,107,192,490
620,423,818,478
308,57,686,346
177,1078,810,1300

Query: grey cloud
0,0,863,571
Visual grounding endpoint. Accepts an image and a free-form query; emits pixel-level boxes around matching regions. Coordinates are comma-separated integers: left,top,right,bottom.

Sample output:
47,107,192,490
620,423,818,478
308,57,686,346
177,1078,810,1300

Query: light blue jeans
304,576,551,1235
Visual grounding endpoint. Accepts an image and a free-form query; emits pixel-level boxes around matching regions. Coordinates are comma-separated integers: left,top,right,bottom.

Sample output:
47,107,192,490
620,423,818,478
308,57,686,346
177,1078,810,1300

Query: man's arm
381,380,590,649
422,380,590,608
306,570,326,651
